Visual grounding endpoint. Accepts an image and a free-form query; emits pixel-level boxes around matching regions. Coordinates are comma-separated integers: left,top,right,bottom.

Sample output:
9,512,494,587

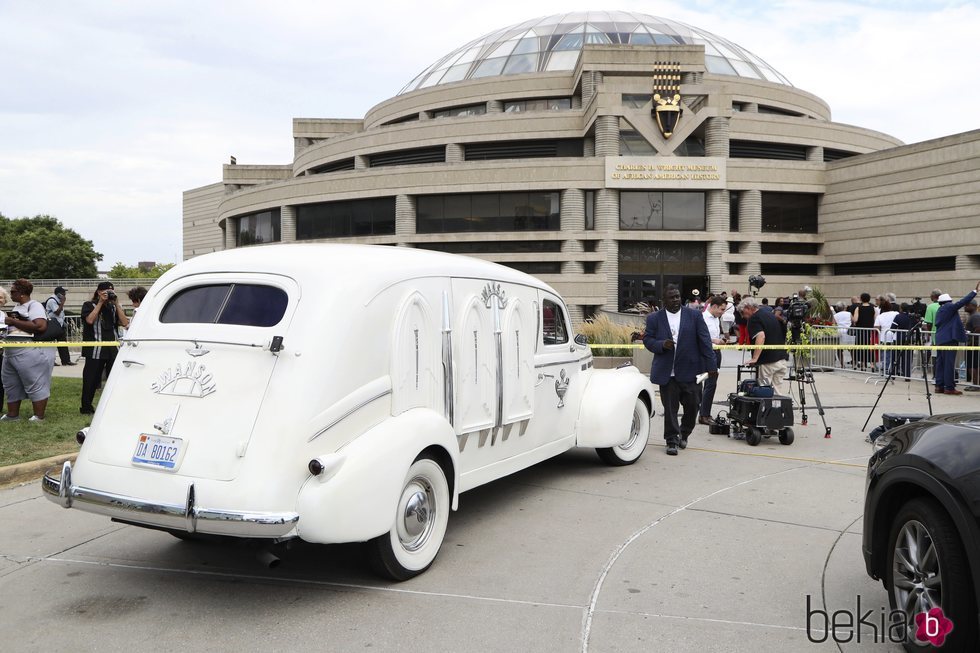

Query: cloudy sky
1,0,976,268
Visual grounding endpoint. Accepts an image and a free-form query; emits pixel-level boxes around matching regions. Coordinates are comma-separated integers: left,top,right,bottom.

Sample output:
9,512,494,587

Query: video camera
785,294,809,322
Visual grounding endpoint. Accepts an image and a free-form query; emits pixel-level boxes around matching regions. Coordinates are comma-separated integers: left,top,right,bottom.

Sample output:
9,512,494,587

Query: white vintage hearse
44,244,655,579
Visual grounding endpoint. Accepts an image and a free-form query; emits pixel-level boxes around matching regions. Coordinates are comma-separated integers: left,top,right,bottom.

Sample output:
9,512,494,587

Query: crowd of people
0,279,147,421
640,281,980,456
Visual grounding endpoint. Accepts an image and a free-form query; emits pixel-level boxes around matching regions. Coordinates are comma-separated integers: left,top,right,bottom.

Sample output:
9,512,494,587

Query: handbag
32,300,65,342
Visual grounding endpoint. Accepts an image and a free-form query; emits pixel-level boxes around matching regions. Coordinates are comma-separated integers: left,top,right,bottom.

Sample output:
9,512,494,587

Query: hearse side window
161,284,288,327
542,299,568,345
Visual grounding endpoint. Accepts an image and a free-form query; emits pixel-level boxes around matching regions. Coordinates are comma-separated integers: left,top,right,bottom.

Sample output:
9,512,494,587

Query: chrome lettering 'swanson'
151,361,217,398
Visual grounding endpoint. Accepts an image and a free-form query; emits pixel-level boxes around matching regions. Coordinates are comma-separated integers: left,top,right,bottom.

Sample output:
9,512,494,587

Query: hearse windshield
160,284,288,327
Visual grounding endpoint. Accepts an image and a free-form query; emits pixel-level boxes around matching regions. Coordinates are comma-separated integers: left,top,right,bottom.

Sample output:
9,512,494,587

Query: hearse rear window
160,284,288,327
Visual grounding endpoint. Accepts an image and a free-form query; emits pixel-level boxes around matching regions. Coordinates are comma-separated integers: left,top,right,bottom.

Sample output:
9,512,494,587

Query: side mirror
574,334,589,348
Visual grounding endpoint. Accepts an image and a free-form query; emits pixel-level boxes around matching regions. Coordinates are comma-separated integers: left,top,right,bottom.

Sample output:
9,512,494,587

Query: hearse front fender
575,367,654,448
295,407,459,544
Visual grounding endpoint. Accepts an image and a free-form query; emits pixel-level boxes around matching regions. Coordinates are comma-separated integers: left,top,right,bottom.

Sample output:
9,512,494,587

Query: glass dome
398,10,791,95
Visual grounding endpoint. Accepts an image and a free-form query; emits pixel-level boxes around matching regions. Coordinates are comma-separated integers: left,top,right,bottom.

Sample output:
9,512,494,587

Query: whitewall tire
597,397,651,466
368,455,450,581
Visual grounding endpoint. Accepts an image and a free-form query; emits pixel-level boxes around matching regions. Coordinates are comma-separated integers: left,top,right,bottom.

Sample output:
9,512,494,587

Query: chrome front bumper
42,461,299,539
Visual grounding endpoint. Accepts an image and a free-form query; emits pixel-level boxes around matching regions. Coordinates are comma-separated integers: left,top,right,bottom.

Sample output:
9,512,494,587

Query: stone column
571,95,582,110
561,189,585,274
224,218,237,250
354,155,369,170
584,136,595,157
742,102,759,113
566,304,584,328
446,143,464,164
740,190,762,275
582,71,603,104
705,116,730,157
956,255,980,270
706,190,729,294
594,115,619,157
280,205,296,243
807,146,824,162
682,71,703,85
596,188,620,310
487,100,502,113
395,194,416,246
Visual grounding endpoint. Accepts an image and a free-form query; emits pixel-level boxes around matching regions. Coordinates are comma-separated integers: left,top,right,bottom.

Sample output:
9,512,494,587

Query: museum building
183,11,980,323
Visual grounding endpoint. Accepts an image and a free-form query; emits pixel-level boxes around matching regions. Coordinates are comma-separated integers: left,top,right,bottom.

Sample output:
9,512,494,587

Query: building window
500,262,563,274
833,257,956,276
415,241,562,254
729,191,740,231
760,242,821,255
432,104,487,119
761,192,818,233
622,94,652,108
296,198,395,239
503,98,571,112
236,209,281,246
416,192,560,233
464,139,582,161
620,129,656,156
620,192,705,230
585,191,595,230
730,140,807,160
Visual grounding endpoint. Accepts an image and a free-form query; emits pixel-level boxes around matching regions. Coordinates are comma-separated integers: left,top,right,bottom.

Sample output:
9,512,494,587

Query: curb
0,453,77,489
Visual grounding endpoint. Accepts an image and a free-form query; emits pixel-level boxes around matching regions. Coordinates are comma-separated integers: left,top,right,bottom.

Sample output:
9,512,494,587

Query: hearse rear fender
575,368,654,448
295,407,459,544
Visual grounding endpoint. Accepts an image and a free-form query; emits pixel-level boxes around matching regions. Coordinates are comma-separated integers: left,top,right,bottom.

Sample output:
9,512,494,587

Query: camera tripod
862,323,933,431
786,323,832,437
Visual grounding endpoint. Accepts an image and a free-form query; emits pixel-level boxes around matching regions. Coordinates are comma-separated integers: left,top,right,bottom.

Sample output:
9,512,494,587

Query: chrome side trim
441,291,454,426
42,468,300,537
535,357,588,368
307,388,392,442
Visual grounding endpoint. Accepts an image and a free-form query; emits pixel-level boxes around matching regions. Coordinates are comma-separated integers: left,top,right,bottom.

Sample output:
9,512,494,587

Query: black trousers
81,356,114,411
659,378,700,444
56,329,71,364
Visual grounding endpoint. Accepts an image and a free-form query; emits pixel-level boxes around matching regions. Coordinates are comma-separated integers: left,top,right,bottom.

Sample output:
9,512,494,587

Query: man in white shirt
699,296,726,425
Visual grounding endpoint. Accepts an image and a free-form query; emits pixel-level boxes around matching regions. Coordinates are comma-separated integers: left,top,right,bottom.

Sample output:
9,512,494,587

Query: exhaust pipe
257,549,281,569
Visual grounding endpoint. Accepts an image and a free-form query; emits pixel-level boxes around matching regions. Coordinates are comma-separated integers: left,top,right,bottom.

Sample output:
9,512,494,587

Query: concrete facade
182,26,980,318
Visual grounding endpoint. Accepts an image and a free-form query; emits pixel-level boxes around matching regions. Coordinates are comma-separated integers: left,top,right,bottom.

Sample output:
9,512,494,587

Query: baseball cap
53,286,66,295
97,281,114,291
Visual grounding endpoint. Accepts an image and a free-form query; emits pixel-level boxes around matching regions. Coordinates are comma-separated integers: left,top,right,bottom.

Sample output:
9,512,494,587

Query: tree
107,262,175,279
0,213,102,278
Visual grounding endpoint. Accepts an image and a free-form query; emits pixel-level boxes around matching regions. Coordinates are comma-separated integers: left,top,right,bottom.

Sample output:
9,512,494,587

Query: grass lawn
0,377,91,467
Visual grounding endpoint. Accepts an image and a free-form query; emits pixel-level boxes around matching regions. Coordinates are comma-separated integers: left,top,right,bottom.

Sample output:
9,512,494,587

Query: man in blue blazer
643,285,719,456
934,281,980,394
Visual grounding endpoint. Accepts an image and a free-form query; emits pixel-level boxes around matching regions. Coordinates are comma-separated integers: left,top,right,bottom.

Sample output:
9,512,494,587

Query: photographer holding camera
80,281,129,414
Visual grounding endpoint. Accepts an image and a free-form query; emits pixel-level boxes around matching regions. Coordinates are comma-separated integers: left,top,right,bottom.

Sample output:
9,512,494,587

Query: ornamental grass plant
577,313,641,357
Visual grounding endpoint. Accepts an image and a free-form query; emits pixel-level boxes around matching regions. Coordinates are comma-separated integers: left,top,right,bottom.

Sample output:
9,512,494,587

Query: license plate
132,434,184,471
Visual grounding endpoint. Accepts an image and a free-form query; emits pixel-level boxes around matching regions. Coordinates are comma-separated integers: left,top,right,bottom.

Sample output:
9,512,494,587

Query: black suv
864,412,980,651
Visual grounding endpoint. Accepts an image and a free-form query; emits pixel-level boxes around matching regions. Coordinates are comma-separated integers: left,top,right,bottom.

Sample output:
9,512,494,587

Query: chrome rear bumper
42,461,299,539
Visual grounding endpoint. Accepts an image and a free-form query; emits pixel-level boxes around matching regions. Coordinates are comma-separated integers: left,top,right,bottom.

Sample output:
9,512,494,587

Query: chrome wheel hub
397,477,435,552
892,519,942,643
619,410,642,451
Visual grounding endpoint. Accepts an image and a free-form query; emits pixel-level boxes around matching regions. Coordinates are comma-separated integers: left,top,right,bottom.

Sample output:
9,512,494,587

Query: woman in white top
833,302,854,368
874,298,900,374
1,278,55,421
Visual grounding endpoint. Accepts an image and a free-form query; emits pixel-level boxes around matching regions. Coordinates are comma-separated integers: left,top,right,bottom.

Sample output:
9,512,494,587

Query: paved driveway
3,368,971,652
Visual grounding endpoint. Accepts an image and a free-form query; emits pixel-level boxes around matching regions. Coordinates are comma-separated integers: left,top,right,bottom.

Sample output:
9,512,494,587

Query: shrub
577,314,640,357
